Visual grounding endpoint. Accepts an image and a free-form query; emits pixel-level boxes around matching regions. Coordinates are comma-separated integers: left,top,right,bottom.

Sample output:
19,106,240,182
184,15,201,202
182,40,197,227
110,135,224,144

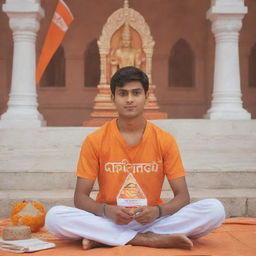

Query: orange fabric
223,217,256,225
1,218,256,256
77,119,185,206
36,0,73,84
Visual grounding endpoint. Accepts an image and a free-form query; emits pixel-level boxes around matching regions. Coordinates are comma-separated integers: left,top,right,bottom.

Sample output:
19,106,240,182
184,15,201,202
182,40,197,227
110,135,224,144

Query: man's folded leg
45,205,194,250
142,198,225,239
45,205,137,246
45,199,225,248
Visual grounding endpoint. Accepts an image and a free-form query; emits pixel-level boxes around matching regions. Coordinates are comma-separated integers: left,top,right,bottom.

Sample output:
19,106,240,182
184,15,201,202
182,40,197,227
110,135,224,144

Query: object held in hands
117,173,147,208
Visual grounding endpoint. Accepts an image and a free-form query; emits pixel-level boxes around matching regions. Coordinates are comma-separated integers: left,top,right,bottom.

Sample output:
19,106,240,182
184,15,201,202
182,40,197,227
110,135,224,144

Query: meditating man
45,66,225,250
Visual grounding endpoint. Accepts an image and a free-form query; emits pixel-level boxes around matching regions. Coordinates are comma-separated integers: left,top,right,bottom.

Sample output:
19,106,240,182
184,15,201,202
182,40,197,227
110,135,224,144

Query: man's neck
117,116,146,133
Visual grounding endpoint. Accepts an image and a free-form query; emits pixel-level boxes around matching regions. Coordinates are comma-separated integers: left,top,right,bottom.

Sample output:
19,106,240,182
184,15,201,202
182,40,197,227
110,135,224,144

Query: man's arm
74,177,102,216
134,177,190,225
74,177,134,225
161,176,190,215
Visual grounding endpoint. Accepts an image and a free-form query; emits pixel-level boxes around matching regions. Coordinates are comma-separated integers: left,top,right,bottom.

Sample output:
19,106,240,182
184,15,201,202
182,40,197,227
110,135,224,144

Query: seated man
45,66,225,250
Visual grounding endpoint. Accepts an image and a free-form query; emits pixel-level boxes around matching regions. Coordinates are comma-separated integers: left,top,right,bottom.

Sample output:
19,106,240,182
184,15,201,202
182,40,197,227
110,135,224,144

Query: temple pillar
0,0,46,128
205,0,251,120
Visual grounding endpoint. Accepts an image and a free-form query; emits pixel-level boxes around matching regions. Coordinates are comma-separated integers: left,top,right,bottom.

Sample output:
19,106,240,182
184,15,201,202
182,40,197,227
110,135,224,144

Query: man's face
112,81,148,119
122,38,132,48
124,183,139,197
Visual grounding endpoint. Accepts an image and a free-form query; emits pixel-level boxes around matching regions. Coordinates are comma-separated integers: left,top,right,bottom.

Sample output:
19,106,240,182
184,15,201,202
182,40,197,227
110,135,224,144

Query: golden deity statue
110,21,144,76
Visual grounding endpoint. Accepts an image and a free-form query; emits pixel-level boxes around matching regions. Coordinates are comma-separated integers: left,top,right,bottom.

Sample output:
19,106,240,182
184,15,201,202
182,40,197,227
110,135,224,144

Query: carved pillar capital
3,0,44,28
3,0,44,43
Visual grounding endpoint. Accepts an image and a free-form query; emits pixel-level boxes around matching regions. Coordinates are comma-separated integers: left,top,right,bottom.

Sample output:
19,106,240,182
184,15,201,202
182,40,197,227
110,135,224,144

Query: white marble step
1,149,255,172
1,169,256,190
1,121,255,218
0,188,255,218
0,120,256,150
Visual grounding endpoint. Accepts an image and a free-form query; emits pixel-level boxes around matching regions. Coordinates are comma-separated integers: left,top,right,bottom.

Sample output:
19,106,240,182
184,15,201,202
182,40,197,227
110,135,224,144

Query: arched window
249,44,256,88
84,39,100,87
169,39,195,88
40,45,65,87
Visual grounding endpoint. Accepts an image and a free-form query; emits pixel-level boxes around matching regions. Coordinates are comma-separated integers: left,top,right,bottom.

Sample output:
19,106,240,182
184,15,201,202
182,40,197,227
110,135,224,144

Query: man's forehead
116,81,144,91
116,87,143,91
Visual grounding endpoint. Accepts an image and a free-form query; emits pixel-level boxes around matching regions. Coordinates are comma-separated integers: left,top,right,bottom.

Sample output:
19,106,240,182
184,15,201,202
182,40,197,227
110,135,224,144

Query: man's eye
133,91,141,96
119,91,127,96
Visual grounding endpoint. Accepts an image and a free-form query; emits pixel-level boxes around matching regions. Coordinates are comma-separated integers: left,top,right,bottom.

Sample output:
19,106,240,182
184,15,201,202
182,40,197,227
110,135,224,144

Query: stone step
0,188,255,218
0,120,256,150
2,169,256,190
1,169,256,190
1,134,255,151
1,121,255,219
1,150,255,172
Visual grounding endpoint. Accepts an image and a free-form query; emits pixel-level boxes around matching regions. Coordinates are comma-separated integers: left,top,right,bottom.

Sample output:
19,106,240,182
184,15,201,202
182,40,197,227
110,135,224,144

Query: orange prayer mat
0,217,256,256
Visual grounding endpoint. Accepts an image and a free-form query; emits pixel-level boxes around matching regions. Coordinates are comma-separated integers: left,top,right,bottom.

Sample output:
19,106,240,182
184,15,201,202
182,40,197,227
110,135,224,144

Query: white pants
45,199,225,246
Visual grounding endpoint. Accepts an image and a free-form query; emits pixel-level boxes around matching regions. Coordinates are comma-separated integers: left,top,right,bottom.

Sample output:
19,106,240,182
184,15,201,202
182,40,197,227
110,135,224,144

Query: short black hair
110,66,149,95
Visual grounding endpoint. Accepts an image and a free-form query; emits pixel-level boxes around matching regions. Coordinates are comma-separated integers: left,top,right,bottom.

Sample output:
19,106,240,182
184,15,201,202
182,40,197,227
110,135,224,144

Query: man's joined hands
105,205,159,225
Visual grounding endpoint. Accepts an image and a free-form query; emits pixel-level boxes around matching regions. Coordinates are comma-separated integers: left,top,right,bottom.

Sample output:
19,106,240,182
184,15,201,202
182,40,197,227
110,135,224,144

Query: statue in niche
110,21,145,76
84,0,168,126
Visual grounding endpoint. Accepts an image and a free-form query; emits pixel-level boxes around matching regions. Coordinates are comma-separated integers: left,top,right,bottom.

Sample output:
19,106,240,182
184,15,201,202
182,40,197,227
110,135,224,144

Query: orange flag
36,0,74,84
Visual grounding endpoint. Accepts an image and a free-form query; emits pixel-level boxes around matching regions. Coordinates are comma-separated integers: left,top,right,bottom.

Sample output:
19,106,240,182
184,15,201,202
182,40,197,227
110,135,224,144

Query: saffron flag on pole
36,0,74,84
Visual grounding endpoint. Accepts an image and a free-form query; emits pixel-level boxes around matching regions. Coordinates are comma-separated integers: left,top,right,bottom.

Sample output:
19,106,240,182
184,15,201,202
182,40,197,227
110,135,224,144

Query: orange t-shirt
76,119,185,206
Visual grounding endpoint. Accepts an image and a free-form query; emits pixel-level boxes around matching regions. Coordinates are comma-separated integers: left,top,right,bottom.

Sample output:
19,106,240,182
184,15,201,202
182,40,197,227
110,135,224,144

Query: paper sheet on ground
0,238,55,253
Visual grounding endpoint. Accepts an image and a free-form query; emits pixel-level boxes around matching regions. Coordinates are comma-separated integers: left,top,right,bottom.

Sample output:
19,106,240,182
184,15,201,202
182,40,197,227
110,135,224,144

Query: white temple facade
0,0,255,127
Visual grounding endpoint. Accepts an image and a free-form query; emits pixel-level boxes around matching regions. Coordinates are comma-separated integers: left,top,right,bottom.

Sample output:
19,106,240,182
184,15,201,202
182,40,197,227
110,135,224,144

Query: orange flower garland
11,201,46,232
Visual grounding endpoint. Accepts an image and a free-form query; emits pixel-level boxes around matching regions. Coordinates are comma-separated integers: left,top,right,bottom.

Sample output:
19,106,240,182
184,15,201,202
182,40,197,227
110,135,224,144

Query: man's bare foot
128,232,193,250
82,238,103,250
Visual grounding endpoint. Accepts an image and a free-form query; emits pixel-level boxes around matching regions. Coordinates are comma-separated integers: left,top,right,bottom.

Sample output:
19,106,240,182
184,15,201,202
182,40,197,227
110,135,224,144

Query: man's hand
106,205,134,225
133,206,159,225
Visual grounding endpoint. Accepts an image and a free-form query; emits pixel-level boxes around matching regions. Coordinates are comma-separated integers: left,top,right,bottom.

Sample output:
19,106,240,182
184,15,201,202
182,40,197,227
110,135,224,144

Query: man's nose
127,93,133,102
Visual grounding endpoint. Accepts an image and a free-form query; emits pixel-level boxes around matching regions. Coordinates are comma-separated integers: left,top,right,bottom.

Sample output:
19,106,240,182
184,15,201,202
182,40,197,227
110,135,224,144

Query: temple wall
0,1,12,116
0,0,255,126
240,0,256,117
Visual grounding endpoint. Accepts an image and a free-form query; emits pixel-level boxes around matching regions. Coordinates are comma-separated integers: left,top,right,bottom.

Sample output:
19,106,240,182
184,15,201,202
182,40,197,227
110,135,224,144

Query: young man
45,66,225,250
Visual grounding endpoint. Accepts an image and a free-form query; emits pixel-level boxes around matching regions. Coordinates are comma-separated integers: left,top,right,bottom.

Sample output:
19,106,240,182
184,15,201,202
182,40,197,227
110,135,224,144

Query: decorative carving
98,8,155,51
211,18,243,35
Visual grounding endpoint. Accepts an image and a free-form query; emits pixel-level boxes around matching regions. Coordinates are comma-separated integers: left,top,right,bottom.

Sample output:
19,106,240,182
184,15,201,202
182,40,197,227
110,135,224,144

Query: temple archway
40,45,65,87
84,39,100,87
169,39,195,88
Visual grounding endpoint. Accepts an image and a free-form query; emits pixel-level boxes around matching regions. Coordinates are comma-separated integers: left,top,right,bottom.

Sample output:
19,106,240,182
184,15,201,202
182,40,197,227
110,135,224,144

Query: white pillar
205,0,251,120
0,0,46,128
